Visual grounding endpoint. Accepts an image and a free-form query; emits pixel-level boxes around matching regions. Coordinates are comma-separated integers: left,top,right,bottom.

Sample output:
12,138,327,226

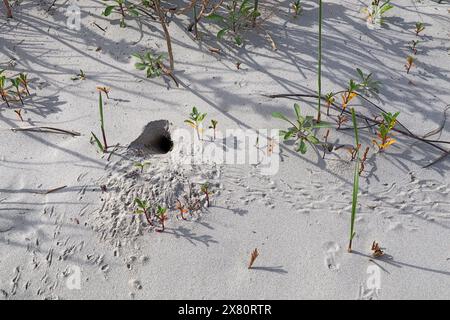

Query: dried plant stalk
248,248,259,269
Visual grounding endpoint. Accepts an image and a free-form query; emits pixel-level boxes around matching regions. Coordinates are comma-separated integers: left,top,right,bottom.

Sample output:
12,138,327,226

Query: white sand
0,0,449,300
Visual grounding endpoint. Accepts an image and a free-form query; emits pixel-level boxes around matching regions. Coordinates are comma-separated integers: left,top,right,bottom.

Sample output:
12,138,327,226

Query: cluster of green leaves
415,22,425,36
206,0,259,45
185,106,208,139
0,70,31,107
133,52,166,78
292,0,302,17
373,111,400,151
102,0,140,28
355,68,380,97
272,103,331,154
134,197,168,231
367,0,394,26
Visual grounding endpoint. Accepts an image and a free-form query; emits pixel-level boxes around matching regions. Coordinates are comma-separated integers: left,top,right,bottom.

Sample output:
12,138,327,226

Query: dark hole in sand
128,120,173,154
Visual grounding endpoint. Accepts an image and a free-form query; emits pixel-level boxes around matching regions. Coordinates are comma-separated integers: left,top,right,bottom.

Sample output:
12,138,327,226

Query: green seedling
355,68,380,97
0,74,11,108
292,0,302,17
341,80,358,114
365,0,394,26
102,0,139,28
155,205,168,232
415,22,425,36
10,78,23,105
324,92,335,116
209,119,218,140
200,183,212,207
133,52,166,78
252,0,260,26
272,103,332,154
206,0,257,46
134,161,151,172
18,73,30,95
185,106,207,140
90,91,108,153
409,40,419,55
405,55,415,74
71,69,86,81
373,111,399,151
134,197,153,226
348,108,360,253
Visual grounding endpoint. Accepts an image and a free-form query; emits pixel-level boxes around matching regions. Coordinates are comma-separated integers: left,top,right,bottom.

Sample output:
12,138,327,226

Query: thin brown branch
154,0,174,71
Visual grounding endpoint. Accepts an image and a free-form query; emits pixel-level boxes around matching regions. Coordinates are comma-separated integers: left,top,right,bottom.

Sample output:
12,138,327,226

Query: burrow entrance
128,120,173,154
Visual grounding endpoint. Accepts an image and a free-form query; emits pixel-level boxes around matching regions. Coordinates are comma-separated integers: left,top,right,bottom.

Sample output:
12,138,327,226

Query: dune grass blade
317,0,323,122
98,92,108,151
348,108,360,252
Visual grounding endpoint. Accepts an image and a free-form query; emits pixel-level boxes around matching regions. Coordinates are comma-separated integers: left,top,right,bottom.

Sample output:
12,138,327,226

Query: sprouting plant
14,109,23,122
355,68,380,97
96,86,110,99
134,197,153,226
155,205,168,232
200,183,212,207
71,69,86,81
324,92,335,116
209,119,218,140
18,73,30,95
272,103,332,154
373,111,399,151
347,144,361,161
371,241,384,258
90,91,108,153
0,74,11,108
134,160,151,172
175,199,188,220
405,55,415,74
10,78,23,105
185,106,207,140
409,40,419,55
206,0,257,46
365,0,394,27
292,0,302,17
341,80,358,114
348,108,360,253
359,146,370,175
415,22,425,36
133,52,166,78
337,114,348,129
248,248,259,269
102,0,139,28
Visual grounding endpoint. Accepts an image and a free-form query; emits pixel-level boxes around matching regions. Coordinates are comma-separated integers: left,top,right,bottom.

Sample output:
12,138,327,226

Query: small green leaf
217,28,229,39
103,5,116,16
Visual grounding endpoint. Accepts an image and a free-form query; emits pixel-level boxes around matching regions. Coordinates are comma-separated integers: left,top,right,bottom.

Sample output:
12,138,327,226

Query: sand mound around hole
89,122,221,246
